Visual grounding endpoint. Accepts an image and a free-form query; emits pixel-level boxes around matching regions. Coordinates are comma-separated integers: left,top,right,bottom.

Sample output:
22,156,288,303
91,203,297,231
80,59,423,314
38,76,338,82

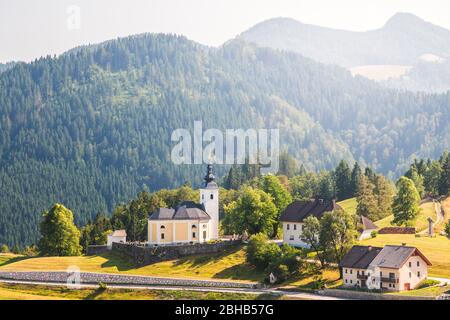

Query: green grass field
360,234,450,279
343,196,449,233
337,198,357,215
387,285,450,297
0,283,273,300
0,246,263,283
374,201,437,232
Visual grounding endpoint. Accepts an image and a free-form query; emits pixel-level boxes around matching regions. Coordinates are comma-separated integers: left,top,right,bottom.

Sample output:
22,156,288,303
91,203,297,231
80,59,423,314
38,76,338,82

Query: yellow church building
147,165,219,245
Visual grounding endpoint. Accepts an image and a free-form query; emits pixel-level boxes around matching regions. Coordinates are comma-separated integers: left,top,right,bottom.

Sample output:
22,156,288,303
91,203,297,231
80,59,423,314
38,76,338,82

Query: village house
340,245,432,291
147,164,219,245
106,229,127,249
357,215,378,240
279,199,342,248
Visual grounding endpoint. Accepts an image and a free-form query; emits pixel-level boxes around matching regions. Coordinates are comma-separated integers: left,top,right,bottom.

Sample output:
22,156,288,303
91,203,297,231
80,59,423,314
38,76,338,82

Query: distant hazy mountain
239,13,450,92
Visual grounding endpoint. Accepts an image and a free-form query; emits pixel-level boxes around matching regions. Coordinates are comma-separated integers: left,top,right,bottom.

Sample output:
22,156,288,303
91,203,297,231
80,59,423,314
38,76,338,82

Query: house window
161,233,165,240
203,231,207,239
357,270,360,276
409,262,412,267
294,224,297,230
160,225,165,229
192,232,196,238
409,272,412,278
287,224,290,230
210,194,214,200
392,284,395,288
380,272,383,277
192,224,197,229
417,271,421,277
350,280,352,284
345,279,348,284
345,269,348,274
350,270,353,274
417,261,420,267
289,235,294,241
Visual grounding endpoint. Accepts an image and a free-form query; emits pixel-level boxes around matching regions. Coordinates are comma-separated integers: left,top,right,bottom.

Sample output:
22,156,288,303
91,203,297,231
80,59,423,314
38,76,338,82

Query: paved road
0,278,343,300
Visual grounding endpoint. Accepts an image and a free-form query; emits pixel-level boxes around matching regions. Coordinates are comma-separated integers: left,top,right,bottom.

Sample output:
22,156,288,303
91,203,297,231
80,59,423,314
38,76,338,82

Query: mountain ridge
0,32,449,248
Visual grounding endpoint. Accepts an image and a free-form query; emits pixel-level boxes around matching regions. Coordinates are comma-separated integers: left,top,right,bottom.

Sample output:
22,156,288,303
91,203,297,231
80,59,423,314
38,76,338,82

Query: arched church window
192,225,197,229
210,194,214,200
160,225,165,229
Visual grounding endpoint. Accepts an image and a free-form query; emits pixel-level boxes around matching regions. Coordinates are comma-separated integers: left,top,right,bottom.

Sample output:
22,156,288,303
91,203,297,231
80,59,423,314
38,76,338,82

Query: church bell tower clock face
200,164,219,240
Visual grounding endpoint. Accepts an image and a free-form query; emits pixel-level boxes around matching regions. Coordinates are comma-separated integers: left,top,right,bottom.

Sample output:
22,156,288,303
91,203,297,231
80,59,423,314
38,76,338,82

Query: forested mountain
238,13,450,92
0,62,16,74
0,33,449,247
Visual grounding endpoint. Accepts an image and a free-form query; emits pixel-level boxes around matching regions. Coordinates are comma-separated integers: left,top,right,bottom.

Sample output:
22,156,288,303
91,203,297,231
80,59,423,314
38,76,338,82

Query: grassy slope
337,198,357,215
0,283,273,300
388,285,450,297
374,198,450,233
360,234,450,279
375,202,435,231
0,246,263,283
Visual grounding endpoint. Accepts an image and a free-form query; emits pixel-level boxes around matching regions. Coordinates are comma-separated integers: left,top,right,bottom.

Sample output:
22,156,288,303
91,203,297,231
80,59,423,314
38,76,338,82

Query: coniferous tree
392,177,420,226
334,160,352,200
356,175,379,221
350,162,362,197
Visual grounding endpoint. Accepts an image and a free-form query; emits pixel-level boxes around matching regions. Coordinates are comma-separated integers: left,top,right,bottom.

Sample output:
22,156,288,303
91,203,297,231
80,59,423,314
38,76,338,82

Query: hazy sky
1,0,450,63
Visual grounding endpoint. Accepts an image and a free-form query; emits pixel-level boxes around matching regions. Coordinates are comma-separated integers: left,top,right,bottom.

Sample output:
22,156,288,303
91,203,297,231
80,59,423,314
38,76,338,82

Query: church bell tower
200,164,219,240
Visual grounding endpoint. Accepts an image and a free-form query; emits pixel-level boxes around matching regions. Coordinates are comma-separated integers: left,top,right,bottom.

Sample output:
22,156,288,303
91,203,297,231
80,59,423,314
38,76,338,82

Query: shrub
98,282,108,291
21,245,39,257
246,233,281,270
445,220,450,237
311,275,326,290
0,244,9,253
417,279,440,289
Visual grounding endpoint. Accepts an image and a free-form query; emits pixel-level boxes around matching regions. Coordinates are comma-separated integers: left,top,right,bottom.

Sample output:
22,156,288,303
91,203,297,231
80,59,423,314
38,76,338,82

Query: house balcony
357,274,368,280
380,277,399,284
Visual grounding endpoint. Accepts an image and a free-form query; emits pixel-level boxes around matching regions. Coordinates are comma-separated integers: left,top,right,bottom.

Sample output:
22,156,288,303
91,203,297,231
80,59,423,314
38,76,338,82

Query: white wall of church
200,188,219,240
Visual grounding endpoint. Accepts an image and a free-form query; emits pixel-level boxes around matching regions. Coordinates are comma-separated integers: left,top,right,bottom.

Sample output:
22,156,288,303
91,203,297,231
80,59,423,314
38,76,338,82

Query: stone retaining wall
112,240,241,266
86,245,109,255
319,288,435,300
0,271,259,289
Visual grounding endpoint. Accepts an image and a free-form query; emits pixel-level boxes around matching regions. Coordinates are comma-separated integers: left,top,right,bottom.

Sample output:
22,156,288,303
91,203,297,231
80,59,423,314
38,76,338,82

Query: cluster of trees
301,210,357,272
356,173,395,221
246,233,305,283
1,32,449,249
404,151,450,198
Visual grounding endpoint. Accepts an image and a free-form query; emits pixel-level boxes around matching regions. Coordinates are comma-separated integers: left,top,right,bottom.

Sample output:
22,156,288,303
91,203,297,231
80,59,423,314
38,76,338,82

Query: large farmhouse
340,245,432,291
147,165,219,245
279,199,342,248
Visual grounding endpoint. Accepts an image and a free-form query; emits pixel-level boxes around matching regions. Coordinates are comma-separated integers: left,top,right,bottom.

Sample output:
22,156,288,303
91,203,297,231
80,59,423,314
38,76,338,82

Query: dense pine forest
0,33,449,247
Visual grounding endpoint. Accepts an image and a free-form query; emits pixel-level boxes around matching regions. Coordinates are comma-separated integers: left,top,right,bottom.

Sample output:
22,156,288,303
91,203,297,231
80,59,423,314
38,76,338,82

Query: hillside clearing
0,246,262,283
374,197,449,232
337,198,357,215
